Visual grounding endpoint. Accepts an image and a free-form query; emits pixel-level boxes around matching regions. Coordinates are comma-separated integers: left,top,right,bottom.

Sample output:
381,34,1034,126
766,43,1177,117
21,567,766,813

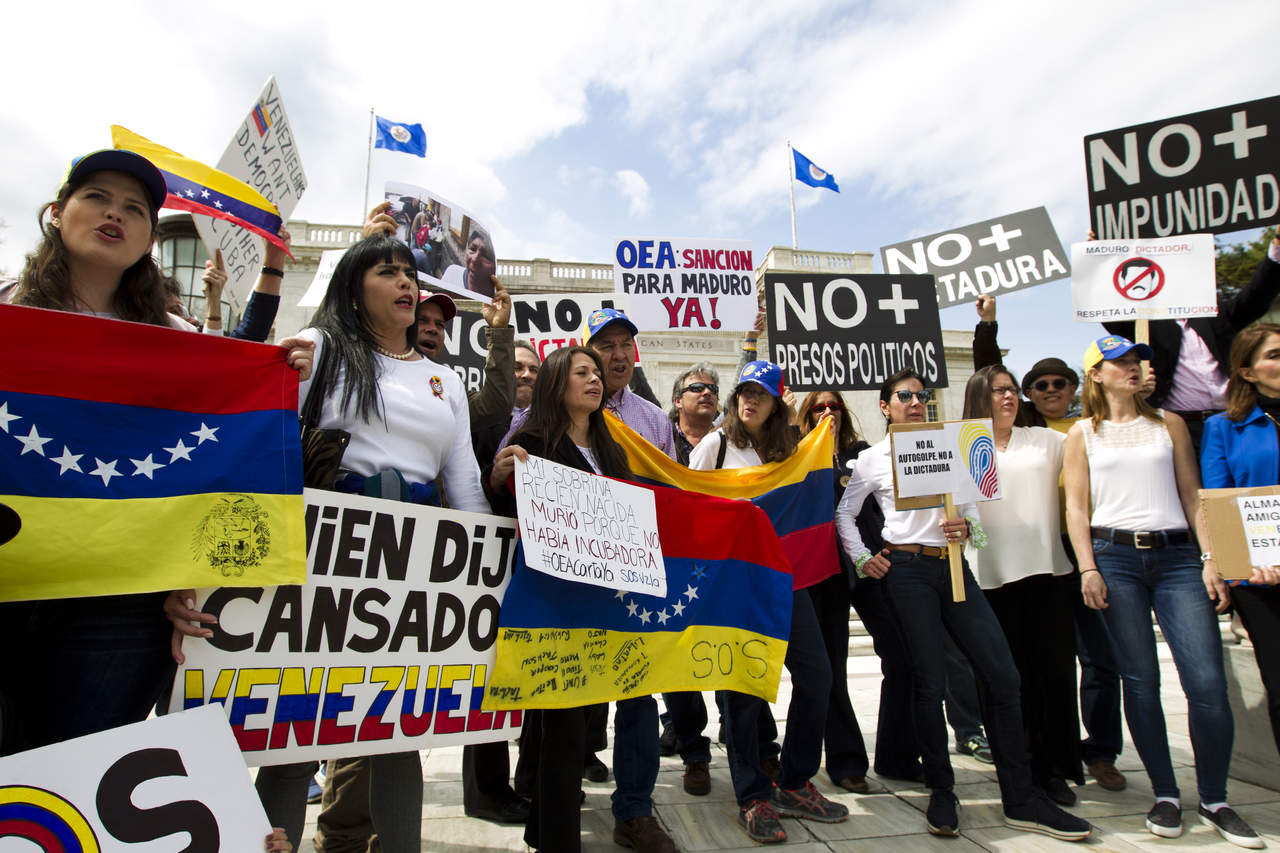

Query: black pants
1233,584,1280,757
519,707,587,852
984,573,1083,785
808,570,870,782
463,741,519,814
850,574,922,778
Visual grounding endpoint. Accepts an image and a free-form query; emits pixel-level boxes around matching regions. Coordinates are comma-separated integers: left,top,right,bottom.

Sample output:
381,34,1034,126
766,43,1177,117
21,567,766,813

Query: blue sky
2,0,1277,380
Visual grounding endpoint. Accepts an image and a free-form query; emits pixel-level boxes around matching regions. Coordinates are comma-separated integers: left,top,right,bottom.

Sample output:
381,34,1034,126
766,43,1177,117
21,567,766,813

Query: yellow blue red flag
110,125,291,256
607,414,838,589
0,304,307,601
486,483,792,709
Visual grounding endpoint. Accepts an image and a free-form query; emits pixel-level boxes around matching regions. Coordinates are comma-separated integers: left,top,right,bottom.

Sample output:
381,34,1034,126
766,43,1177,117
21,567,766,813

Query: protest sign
0,705,270,851
613,237,756,332
515,455,664,597
888,419,1001,602
383,181,495,302
510,293,639,363
171,489,521,765
194,76,307,309
297,249,344,308
1200,485,1280,580
1070,234,1216,322
1085,95,1280,239
764,273,946,391
880,207,1070,309
441,309,490,393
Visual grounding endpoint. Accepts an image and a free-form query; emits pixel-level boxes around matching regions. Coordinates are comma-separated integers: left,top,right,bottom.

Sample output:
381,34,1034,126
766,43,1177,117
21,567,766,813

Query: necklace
374,343,416,360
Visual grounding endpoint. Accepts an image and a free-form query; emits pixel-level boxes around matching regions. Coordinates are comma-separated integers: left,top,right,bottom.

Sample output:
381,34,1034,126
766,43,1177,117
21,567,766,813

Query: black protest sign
880,207,1070,309
439,310,489,393
764,273,947,392
1085,95,1280,239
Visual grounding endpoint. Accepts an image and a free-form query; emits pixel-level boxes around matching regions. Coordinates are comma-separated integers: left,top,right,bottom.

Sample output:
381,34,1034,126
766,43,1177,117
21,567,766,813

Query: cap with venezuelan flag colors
1083,335,1154,371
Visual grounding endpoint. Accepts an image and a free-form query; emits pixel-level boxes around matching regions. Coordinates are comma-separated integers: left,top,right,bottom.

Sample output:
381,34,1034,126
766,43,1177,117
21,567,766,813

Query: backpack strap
715,430,728,469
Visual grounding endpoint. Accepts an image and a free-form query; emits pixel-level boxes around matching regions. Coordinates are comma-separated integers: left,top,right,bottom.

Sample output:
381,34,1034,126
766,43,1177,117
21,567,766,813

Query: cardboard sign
171,489,521,765
510,293,639,363
0,705,271,851
889,420,1001,506
1085,95,1280,239
515,455,664,597
383,181,495,303
194,76,308,309
1200,485,1280,580
1070,234,1216,322
764,273,946,391
880,207,1070,308
297,249,344,308
612,237,756,332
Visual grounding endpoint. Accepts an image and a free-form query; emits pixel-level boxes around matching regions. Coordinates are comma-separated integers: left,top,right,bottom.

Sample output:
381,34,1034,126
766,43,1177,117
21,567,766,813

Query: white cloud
615,170,653,217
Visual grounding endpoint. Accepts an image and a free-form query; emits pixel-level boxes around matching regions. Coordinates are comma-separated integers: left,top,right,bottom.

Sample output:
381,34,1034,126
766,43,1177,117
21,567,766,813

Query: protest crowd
1,117,1280,853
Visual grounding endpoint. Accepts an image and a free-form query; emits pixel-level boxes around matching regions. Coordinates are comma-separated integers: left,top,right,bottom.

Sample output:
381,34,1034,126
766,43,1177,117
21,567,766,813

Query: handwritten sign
172,489,521,765
613,237,756,332
383,181,495,303
0,705,271,851
890,419,1001,505
194,76,307,309
1200,485,1280,580
514,455,664,597
1239,494,1280,566
1070,234,1215,322
297,249,344,308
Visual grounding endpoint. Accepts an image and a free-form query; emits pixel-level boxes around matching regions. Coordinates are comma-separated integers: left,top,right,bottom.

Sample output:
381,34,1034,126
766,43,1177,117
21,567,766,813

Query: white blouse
1081,414,1185,532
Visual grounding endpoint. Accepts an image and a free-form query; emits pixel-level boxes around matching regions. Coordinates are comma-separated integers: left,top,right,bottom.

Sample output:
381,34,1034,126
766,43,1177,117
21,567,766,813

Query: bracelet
261,265,285,278
1080,568,1100,575
206,316,222,323
1200,552,1213,563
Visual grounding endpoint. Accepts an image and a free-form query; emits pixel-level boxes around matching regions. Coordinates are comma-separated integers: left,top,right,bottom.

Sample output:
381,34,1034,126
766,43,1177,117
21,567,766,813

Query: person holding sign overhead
489,345,641,853
1200,323,1280,765
961,365,1082,806
835,369,1091,842
1065,335,1261,848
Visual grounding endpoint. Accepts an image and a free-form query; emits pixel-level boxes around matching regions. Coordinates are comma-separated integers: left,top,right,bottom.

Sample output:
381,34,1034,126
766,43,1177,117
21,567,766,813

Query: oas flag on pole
792,147,839,192
374,116,427,157
0,305,307,602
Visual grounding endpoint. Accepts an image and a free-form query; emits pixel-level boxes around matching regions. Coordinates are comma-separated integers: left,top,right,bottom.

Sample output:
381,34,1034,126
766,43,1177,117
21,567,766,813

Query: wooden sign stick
942,494,965,602
1135,319,1150,387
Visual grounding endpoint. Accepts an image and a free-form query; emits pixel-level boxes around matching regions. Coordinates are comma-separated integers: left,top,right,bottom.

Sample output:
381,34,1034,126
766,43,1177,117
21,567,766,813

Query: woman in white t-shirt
1064,335,1259,848
962,365,1081,807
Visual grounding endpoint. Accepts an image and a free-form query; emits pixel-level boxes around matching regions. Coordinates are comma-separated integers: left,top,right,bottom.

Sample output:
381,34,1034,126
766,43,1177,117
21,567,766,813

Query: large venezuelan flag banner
486,484,793,709
0,304,306,601
608,413,838,589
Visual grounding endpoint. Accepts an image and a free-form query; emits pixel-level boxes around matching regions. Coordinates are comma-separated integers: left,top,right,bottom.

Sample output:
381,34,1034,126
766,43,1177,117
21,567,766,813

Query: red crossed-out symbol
1113,257,1165,301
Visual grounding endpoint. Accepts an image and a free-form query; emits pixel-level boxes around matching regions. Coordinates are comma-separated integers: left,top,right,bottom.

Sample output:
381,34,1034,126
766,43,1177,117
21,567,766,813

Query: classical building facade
156,214,992,441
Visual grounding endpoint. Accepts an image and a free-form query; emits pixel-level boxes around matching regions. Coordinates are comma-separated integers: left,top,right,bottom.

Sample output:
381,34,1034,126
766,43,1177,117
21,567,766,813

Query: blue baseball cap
582,307,638,343
736,360,785,398
66,149,167,213
1084,335,1154,371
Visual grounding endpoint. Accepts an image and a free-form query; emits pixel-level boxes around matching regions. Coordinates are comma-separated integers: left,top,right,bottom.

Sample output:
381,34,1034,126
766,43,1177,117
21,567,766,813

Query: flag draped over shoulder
486,483,793,709
608,413,838,590
111,125,290,256
0,305,306,601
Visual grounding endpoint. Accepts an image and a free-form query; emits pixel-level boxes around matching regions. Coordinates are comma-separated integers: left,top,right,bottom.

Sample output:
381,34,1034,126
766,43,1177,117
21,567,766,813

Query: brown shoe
1087,760,1126,791
761,756,781,779
613,815,678,852
835,776,870,794
683,761,711,795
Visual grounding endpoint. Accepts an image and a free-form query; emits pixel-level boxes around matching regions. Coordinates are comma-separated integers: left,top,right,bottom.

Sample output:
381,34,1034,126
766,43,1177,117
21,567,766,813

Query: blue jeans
718,590,831,806
883,552,1034,806
611,695,659,820
1092,538,1233,803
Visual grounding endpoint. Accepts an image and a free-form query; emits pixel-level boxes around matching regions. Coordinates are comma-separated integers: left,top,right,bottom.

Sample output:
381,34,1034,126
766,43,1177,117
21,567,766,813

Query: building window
926,399,940,422
158,235,231,325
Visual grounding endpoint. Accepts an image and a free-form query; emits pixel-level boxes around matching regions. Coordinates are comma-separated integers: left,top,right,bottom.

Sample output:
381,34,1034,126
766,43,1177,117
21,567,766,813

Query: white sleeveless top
1081,414,1186,532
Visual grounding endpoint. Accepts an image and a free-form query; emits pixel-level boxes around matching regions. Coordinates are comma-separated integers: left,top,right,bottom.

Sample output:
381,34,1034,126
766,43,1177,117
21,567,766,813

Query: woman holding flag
689,361,848,844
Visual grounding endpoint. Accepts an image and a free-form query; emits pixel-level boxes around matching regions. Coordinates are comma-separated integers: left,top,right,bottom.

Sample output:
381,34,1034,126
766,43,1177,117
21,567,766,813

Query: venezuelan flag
486,484,792,709
110,125,290,256
0,304,306,601
608,413,838,590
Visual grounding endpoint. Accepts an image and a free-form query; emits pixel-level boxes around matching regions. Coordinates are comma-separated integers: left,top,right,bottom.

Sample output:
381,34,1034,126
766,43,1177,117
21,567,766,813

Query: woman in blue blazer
1201,322,1280,763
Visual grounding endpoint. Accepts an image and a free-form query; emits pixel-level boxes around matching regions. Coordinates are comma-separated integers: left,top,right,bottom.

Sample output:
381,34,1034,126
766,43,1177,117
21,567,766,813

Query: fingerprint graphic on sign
958,422,998,498
0,785,100,852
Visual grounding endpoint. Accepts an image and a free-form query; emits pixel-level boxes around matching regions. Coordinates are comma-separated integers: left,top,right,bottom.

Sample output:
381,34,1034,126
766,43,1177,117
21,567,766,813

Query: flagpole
786,139,798,249
362,107,374,223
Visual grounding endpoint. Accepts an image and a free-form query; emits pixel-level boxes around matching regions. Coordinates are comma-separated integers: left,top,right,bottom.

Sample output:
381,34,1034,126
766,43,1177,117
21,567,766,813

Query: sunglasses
1033,377,1070,392
809,402,844,413
682,382,718,395
894,389,933,404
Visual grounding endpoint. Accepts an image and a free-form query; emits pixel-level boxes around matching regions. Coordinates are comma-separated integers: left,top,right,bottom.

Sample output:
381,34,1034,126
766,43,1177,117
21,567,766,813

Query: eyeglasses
682,382,718,395
991,385,1020,397
894,389,933,404
810,402,844,413
1033,377,1070,392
